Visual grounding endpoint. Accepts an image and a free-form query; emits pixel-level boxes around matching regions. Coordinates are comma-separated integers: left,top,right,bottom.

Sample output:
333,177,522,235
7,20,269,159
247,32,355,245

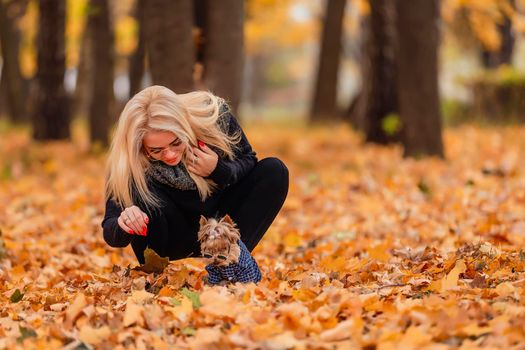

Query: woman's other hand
118,205,149,236
187,140,218,177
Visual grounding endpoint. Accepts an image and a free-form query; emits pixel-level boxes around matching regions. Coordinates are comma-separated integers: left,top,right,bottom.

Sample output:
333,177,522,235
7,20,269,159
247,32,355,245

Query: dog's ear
199,215,207,227
225,226,241,243
220,214,234,226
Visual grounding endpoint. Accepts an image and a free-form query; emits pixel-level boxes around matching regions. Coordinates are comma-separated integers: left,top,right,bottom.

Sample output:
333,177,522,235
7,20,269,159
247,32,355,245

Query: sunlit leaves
2,123,525,348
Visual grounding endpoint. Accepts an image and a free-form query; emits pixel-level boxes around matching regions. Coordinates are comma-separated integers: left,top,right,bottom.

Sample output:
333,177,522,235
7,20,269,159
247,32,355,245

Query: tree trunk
202,0,244,115
353,0,398,144
129,0,145,97
88,0,114,147
32,0,70,140
74,9,94,119
0,0,29,123
310,0,346,123
143,0,194,93
395,0,443,158
480,2,514,69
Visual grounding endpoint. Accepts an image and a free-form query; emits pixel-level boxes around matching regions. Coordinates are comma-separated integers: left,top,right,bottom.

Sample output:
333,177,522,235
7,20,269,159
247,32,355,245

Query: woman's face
143,130,187,166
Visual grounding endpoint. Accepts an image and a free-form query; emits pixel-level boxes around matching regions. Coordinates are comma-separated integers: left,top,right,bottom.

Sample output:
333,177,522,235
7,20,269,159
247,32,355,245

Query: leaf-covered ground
1,123,525,349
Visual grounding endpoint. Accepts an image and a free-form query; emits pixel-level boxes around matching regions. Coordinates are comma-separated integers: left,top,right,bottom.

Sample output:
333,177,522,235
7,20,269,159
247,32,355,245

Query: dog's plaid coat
205,240,262,284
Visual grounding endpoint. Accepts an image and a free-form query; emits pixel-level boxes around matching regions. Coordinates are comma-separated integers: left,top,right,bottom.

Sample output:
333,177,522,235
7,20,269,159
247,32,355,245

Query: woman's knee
257,157,289,194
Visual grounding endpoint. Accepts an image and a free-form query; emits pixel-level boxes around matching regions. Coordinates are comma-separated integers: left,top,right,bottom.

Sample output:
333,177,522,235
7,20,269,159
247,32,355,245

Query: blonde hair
105,85,240,209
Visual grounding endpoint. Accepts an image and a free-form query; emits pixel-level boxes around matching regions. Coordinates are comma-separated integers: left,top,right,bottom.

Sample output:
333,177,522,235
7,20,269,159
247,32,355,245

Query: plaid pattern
205,240,262,284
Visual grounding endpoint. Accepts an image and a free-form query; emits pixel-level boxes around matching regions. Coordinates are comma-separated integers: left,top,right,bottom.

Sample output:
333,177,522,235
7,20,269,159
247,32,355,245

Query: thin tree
202,0,244,115
32,0,70,140
310,0,346,123
0,0,28,123
143,0,194,93
349,0,398,143
395,0,443,158
129,0,145,97
481,1,515,68
88,0,114,147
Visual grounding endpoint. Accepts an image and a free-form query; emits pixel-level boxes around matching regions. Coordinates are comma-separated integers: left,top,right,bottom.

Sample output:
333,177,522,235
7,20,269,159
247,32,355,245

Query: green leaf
417,180,431,196
0,229,7,259
381,114,402,136
180,288,201,309
182,327,196,336
74,343,90,350
170,298,181,306
10,289,24,303
133,247,169,274
17,326,36,343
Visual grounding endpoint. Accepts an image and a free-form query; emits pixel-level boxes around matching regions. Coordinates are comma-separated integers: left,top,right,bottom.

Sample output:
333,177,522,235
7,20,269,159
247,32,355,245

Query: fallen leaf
181,288,201,310
79,325,111,345
432,259,466,292
10,289,24,303
123,301,144,327
134,247,169,274
65,293,88,325
130,289,154,304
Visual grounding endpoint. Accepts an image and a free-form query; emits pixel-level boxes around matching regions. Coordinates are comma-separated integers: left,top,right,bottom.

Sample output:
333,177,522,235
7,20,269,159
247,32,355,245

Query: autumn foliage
1,123,525,348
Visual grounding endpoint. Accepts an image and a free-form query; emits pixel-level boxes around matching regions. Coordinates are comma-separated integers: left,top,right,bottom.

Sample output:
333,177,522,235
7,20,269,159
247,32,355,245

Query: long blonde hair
105,86,240,209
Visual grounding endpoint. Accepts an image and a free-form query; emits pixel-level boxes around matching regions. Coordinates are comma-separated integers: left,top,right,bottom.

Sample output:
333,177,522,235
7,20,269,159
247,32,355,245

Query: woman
101,85,289,264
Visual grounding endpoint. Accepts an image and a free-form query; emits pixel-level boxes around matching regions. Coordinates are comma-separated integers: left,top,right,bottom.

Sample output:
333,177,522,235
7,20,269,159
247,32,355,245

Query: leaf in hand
134,247,169,274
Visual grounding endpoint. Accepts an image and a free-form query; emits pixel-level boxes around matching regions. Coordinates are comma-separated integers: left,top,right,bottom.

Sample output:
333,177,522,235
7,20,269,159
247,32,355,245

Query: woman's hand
118,205,149,236
186,140,218,177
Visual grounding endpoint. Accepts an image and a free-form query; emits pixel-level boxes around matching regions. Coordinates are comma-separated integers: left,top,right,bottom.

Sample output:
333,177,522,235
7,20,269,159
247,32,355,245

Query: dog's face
198,214,240,266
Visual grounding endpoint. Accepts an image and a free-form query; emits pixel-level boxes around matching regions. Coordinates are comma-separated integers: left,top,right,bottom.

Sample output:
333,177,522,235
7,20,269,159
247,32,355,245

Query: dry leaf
123,301,144,327
79,325,111,345
134,247,169,274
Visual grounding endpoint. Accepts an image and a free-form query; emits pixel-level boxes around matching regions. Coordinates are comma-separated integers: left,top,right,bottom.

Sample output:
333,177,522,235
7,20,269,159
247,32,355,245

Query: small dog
198,214,262,284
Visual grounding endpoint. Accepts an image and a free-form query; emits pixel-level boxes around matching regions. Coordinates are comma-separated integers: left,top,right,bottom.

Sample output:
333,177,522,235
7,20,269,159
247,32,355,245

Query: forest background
2,0,525,348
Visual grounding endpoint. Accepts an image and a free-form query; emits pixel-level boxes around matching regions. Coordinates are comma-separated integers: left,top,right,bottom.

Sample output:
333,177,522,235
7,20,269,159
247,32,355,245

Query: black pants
130,157,289,264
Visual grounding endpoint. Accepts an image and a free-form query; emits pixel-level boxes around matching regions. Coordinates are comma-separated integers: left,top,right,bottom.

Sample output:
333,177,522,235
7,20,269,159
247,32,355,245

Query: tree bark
143,0,194,93
310,0,346,123
88,0,114,147
74,6,94,119
202,0,244,115
0,0,29,123
353,0,398,144
32,0,70,140
395,0,443,158
480,1,515,69
129,0,145,97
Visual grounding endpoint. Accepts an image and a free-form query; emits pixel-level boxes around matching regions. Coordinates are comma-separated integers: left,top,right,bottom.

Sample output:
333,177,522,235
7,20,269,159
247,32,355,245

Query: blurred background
1,0,525,157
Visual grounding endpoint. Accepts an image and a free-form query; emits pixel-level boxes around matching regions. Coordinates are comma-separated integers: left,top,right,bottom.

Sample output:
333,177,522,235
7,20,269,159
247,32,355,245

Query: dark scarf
146,161,197,191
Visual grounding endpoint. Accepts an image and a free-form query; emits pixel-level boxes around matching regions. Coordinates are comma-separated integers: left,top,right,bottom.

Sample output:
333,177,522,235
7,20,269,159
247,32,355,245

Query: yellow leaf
432,259,466,292
167,297,193,322
320,255,346,272
398,326,433,349
319,319,354,342
130,290,154,304
291,288,317,302
461,324,492,337
158,286,176,297
495,282,518,298
199,289,238,318
283,231,302,248
65,293,87,326
78,325,111,345
123,301,144,327
367,241,391,262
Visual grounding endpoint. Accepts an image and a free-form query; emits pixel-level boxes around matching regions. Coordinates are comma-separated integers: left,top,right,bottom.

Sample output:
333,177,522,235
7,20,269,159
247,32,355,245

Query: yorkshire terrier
198,214,262,285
